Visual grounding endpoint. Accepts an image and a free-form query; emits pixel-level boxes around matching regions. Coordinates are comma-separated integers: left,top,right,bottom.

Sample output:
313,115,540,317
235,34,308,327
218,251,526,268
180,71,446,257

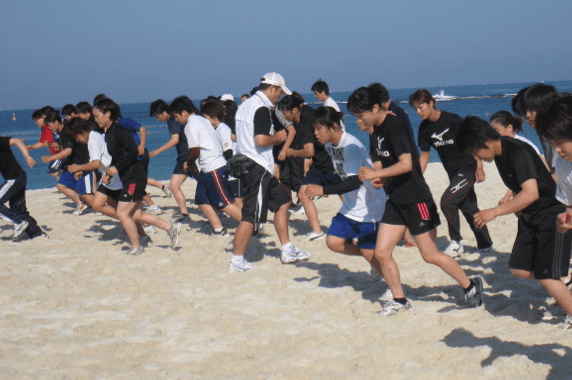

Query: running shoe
168,222,182,249
143,225,157,235
13,221,29,238
228,258,255,273
146,204,162,213
307,231,324,241
127,246,145,256
73,203,88,215
444,240,463,257
379,300,412,316
281,244,310,264
561,315,572,330
213,227,229,237
476,244,495,254
369,264,382,283
293,204,306,214
464,276,484,308
162,185,172,198
380,287,393,300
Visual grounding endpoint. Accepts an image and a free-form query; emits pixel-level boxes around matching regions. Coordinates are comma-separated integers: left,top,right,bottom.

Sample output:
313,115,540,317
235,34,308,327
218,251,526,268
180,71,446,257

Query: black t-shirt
105,122,145,181
167,117,189,162
0,137,25,179
294,105,334,172
495,137,564,224
418,110,476,178
369,114,432,204
60,126,90,166
388,102,416,148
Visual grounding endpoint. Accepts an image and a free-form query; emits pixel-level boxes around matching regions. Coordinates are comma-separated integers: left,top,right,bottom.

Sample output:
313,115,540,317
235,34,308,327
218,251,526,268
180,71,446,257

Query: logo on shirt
376,136,390,157
431,128,454,147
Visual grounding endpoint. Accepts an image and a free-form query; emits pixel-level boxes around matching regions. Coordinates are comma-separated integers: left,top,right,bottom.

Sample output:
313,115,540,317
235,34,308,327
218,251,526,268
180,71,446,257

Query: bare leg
274,201,292,245
373,224,407,298
199,204,223,230
170,174,189,215
221,203,241,222
57,183,81,205
116,201,141,248
512,268,572,316
414,229,471,289
233,221,254,257
299,184,322,234
147,177,163,189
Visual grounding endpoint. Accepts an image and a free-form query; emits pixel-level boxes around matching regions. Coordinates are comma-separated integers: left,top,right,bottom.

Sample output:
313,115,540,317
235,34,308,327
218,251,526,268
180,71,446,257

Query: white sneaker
168,222,182,249
13,220,29,238
281,244,310,264
476,244,494,254
561,315,572,330
379,300,412,316
162,185,171,198
444,240,464,257
73,203,88,215
307,231,324,241
146,204,162,213
380,287,393,299
229,258,255,273
127,246,144,256
143,225,157,235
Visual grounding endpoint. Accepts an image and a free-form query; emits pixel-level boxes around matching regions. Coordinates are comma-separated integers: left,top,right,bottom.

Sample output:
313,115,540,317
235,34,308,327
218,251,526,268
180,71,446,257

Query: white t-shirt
184,114,227,173
215,122,235,153
88,130,122,190
324,97,344,130
235,91,276,173
514,134,541,156
555,156,572,205
325,132,386,223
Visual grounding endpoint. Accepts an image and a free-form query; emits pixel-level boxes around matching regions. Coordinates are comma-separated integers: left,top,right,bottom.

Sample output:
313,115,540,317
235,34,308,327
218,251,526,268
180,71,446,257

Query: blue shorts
58,170,93,195
173,160,199,179
328,213,378,249
301,166,342,187
195,166,234,210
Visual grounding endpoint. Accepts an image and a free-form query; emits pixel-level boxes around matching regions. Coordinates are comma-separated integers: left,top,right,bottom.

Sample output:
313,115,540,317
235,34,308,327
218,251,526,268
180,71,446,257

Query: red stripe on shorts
417,202,430,220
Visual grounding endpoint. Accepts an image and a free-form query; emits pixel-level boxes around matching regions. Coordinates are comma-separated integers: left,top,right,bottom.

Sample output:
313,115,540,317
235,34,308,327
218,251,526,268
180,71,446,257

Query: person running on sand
348,83,484,316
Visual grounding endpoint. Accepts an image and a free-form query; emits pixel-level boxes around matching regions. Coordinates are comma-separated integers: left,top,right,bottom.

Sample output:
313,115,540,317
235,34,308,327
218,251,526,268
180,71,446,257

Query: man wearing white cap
229,72,311,272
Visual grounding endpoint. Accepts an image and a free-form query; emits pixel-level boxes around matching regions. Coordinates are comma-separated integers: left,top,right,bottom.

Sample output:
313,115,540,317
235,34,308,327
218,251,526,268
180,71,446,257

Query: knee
326,236,343,253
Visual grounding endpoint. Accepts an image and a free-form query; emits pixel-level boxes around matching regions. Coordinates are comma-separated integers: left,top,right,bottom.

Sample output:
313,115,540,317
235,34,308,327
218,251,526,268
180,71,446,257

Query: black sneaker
465,276,484,307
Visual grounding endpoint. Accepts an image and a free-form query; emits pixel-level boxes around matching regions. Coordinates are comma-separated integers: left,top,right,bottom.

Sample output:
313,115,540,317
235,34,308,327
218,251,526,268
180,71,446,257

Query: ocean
2,80,572,191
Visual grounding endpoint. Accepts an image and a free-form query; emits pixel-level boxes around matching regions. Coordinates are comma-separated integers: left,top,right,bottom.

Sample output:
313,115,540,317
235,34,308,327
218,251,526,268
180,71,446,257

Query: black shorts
278,156,304,192
118,176,146,203
228,178,243,198
97,184,121,200
173,160,199,179
301,166,342,187
510,217,572,279
139,150,150,174
241,161,290,226
381,199,441,236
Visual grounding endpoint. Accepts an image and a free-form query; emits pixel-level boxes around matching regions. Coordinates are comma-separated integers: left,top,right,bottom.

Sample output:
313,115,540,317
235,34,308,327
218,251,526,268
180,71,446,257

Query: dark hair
66,117,92,137
241,94,250,100
536,94,572,142
347,83,387,114
200,99,226,121
150,99,170,117
455,116,501,155
522,83,558,113
200,95,219,109
76,101,93,114
311,79,330,95
312,106,345,131
277,94,304,112
409,89,435,107
32,109,43,120
62,104,77,117
94,98,122,122
93,93,108,105
511,86,530,116
490,111,523,133
40,105,57,116
169,96,198,115
44,110,62,124
369,83,390,103
249,86,258,96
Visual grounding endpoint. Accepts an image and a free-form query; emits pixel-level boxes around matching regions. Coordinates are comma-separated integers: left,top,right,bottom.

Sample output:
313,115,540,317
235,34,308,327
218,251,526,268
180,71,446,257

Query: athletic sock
393,297,408,305
282,242,293,251
214,227,224,233
231,255,244,264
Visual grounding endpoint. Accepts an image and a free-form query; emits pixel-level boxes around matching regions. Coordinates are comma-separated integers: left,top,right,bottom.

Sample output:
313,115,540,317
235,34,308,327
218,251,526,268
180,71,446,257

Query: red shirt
40,125,60,155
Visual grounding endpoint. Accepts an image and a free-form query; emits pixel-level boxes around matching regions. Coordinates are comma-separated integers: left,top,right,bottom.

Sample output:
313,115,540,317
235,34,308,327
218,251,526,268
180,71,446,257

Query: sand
1,163,571,379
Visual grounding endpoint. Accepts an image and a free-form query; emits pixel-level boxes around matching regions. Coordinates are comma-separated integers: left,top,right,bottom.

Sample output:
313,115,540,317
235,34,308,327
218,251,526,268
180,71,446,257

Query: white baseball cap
260,72,292,95
220,94,234,102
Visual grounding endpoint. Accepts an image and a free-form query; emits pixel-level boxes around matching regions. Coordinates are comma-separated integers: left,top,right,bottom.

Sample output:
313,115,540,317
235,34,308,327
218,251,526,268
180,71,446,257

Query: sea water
1,80,572,190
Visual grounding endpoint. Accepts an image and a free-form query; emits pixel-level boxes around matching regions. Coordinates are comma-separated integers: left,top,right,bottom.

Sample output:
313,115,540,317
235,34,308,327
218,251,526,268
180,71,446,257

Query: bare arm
138,126,147,156
150,134,179,158
10,138,36,168
358,153,413,181
68,160,101,174
475,158,485,182
255,130,287,148
41,147,71,163
419,151,430,173
287,142,315,158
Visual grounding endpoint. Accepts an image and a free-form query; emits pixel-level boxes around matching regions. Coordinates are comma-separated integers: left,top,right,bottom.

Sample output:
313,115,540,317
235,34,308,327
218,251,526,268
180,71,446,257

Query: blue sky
1,0,571,110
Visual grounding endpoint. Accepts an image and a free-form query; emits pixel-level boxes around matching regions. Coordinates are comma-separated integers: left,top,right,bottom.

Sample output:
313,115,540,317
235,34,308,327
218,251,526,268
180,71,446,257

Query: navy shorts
195,165,234,210
58,170,93,195
301,166,342,187
328,213,378,249
173,160,199,179
382,199,441,236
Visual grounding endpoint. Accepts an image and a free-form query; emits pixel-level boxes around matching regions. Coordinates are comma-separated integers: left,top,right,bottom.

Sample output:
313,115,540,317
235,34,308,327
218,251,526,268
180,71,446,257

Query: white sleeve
556,158,572,205
185,122,199,149
87,132,104,162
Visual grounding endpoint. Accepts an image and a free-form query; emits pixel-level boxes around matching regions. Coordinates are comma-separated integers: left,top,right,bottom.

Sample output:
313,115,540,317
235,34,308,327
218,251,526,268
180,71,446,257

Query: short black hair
536,94,572,142
66,117,92,137
150,99,170,117
311,79,330,95
44,110,62,124
347,83,387,115
312,105,344,131
32,109,43,120
169,96,198,115
511,86,530,116
522,83,558,113
75,101,93,114
94,98,122,122
62,104,77,117
40,105,57,117
200,99,226,121
277,94,304,112
455,116,500,155
490,111,523,133
93,93,108,105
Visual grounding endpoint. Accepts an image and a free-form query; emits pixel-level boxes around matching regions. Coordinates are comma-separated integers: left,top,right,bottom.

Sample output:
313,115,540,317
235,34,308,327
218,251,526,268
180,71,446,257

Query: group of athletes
2,73,572,327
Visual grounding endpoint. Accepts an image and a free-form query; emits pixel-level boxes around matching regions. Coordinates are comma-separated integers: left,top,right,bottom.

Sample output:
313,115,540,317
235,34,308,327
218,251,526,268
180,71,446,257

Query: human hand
358,167,376,181
473,209,497,229
305,184,324,197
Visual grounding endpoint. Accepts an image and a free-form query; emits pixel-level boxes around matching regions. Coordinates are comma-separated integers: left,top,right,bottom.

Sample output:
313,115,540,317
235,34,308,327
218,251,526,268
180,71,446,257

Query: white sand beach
1,163,571,379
